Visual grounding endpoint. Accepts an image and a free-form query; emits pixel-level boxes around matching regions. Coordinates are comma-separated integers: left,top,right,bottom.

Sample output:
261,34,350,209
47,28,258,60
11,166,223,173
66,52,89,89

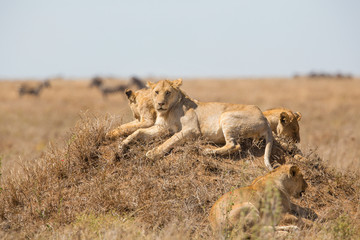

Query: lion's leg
204,118,240,155
274,225,299,231
122,125,164,146
146,128,199,160
205,141,240,155
228,202,260,230
259,225,299,239
278,212,314,229
146,109,200,159
106,120,140,139
290,202,318,221
257,215,299,238
107,119,155,140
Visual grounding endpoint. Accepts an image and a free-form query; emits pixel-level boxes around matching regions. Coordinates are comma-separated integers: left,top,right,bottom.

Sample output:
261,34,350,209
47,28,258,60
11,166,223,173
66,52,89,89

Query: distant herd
293,71,353,79
89,76,146,98
18,79,51,96
17,76,146,97
17,72,353,98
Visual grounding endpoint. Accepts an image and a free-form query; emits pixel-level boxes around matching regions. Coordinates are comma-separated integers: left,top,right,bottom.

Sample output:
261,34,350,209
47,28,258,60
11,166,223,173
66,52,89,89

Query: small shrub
331,214,356,240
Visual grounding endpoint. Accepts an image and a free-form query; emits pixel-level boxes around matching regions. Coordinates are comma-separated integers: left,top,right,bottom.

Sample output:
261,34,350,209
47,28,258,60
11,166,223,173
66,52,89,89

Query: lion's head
125,88,142,120
274,164,308,199
147,79,183,115
277,111,302,143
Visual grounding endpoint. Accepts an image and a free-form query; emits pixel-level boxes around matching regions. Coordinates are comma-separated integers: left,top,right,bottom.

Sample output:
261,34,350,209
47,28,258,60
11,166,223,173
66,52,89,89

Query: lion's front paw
106,130,119,140
202,148,215,155
146,149,162,160
118,142,129,154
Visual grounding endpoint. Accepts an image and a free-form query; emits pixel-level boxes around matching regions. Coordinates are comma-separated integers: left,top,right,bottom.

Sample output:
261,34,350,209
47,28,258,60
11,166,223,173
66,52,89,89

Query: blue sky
1,0,359,78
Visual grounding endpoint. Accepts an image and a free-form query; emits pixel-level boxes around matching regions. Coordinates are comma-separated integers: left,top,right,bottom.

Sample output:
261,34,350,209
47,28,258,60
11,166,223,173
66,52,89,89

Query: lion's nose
158,102,165,107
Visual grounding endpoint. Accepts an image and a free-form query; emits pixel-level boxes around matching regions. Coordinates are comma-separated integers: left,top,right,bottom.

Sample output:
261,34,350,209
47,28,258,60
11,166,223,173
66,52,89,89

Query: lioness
121,79,275,169
106,88,156,139
263,108,302,143
107,90,301,145
209,164,316,235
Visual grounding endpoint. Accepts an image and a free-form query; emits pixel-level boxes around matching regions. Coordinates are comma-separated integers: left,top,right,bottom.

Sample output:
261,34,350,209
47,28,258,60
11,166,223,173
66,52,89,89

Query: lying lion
106,88,156,138
120,79,275,169
263,108,302,143
106,88,154,140
208,164,317,236
107,90,302,145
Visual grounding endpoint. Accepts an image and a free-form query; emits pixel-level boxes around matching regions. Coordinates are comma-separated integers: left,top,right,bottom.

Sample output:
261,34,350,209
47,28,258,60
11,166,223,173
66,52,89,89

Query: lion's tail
264,126,274,170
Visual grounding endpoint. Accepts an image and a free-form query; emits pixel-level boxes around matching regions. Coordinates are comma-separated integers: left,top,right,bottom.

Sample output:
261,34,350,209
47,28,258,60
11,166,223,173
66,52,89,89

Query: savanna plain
0,78,359,239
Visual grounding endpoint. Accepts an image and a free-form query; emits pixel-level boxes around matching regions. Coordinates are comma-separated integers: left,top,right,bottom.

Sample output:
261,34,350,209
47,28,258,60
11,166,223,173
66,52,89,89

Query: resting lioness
209,164,316,235
121,79,275,169
263,108,302,143
107,89,301,145
106,88,156,139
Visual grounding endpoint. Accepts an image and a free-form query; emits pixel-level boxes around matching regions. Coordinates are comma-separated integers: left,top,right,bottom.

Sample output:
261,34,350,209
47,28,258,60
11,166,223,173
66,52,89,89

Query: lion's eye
155,91,159,95
165,91,171,95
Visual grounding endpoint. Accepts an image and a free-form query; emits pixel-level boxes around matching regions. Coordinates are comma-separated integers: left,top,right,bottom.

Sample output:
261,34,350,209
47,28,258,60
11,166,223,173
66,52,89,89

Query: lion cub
209,164,316,236
106,88,156,139
121,79,275,169
263,108,302,143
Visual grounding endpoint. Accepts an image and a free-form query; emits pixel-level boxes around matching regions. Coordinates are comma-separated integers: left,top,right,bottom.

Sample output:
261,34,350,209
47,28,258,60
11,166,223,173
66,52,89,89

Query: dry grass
0,78,359,239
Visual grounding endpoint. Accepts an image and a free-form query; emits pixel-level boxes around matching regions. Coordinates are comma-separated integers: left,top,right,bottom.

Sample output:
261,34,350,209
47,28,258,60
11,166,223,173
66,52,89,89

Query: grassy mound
0,115,359,239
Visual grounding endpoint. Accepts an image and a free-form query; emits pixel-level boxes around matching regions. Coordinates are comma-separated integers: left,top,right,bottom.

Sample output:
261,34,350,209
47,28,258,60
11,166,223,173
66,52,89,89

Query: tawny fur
121,79,274,169
106,88,156,139
208,164,316,235
263,108,302,143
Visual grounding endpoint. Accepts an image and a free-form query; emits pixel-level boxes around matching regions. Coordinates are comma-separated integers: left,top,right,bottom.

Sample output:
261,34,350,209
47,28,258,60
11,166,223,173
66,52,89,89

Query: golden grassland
1,78,359,173
0,77,359,239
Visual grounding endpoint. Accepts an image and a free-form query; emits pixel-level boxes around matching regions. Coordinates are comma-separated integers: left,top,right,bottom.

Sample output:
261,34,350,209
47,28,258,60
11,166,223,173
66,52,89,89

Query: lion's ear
289,165,299,177
125,89,133,98
172,78,183,88
280,112,290,125
146,81,155,88
125,89,136,102
294,112,302,121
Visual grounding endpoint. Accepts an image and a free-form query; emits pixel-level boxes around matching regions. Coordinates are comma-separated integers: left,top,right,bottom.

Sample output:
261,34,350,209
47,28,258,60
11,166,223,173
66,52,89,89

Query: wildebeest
100,84,127,98
129,76,146,89
89,76,128,98
18,80,51,97
308,72,352,79
89,76,103,88
90,76,147,98
294,72,353,80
